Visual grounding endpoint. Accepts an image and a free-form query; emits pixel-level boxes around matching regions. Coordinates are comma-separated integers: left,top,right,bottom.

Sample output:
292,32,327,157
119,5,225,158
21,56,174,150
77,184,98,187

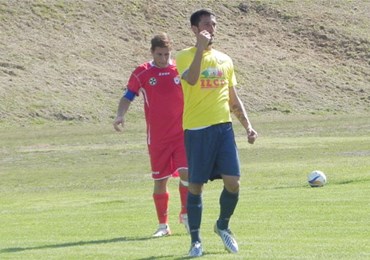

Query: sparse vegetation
0,0,369,124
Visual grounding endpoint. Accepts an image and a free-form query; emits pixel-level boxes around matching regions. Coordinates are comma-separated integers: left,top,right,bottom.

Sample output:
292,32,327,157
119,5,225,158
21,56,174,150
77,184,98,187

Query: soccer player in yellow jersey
176,9,258,257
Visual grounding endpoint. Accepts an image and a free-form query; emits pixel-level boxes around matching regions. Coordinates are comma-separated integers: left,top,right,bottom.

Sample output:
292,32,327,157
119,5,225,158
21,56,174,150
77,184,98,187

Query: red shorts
148,137,188,180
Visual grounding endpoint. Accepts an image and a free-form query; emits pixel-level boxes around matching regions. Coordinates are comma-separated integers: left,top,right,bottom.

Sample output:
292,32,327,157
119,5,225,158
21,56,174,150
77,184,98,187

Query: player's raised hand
113,116,124,132
197,30,212,50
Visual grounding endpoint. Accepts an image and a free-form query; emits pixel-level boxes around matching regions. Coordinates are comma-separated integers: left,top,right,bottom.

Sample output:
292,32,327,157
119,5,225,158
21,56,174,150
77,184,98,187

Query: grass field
0,114,369,259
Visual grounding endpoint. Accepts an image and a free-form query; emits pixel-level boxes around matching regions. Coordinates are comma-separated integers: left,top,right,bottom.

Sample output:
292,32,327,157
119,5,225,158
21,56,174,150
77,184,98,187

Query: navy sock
217,187,239,230
187,192,202,243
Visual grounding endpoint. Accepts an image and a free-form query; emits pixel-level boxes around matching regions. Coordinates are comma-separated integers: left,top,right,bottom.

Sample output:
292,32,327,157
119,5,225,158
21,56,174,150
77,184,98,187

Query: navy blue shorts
184,122,240,184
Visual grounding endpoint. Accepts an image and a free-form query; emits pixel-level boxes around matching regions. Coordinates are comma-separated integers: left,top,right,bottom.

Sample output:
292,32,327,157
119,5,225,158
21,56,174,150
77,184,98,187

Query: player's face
196,15,217,44
152,47,171,68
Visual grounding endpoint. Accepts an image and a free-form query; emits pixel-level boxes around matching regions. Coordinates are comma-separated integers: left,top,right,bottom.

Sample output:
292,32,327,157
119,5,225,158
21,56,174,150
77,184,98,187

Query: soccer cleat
179,213,190,234
214,223,239,253
188,241,203,257
152,224,171,237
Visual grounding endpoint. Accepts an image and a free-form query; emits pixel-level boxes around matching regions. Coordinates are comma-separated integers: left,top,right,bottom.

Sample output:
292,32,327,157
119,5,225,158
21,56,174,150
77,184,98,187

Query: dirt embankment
0,1,369,123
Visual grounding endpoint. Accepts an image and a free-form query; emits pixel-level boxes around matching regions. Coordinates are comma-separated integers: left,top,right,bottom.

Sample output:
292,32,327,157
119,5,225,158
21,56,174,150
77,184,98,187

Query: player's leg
178,168,189,233
149,144,173,237
184,129,205,256
218,175,240,229
178,169,188,215
217,123,241,229
152,177,171,237
184,126,218,257
214,123,240,253
153,177,169,225
172,139,189,232
214,176,239,253
187,182,204,257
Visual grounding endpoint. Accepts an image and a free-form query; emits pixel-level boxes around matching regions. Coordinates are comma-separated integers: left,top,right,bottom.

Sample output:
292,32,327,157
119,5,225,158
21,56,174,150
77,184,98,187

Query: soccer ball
307,170,327,187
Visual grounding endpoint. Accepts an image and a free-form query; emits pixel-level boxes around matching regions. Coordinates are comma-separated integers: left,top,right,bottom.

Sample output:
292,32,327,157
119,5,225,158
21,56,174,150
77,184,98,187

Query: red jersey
127,60,183,146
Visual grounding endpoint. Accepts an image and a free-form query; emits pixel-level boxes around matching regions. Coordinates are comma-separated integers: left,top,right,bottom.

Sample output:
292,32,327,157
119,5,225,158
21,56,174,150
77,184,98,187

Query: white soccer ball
307,170,327,187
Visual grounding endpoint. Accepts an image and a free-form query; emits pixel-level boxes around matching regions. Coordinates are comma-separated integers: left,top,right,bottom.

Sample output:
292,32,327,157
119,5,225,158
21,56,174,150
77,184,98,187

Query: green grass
0,114,369,259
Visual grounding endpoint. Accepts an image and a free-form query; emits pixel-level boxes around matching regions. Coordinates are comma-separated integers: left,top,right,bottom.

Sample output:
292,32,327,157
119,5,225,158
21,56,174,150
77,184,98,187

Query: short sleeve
175,49,192,77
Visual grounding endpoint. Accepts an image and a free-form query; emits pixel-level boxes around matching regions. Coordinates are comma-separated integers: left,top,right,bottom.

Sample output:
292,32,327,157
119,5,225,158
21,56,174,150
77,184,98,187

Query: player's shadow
0,236,151,254
137,250,224,260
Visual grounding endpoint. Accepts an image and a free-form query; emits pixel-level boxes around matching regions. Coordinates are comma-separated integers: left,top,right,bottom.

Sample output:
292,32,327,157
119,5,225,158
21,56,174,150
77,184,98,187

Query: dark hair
150,33,172,51
190,8,215,26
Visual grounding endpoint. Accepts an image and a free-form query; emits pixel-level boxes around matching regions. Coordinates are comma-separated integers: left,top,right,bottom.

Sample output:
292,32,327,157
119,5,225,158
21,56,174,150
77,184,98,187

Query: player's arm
229,86,258,144
182,31,211,85
113,89,135,132
182,48,203,85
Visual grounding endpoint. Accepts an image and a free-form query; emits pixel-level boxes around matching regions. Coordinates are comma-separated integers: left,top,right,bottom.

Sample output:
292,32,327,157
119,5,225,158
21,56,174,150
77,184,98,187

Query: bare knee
178,168,188,182
222,175,240,193
154,178,168,194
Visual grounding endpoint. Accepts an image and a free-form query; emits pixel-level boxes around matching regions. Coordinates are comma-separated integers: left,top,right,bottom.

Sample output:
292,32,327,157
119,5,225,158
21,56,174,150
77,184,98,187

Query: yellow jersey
176,47,237,129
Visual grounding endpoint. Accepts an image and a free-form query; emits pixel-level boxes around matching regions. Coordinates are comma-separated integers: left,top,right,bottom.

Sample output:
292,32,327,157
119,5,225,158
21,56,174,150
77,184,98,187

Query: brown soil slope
1,0,369,123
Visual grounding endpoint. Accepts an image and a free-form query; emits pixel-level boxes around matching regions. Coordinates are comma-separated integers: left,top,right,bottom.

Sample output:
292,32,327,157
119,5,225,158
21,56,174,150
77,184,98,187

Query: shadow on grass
0,236,152,254
137,250,224,260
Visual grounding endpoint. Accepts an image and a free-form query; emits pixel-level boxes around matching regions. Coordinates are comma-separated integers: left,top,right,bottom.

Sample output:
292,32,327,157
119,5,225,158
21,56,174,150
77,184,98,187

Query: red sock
153,192,169,224
179,184,188,214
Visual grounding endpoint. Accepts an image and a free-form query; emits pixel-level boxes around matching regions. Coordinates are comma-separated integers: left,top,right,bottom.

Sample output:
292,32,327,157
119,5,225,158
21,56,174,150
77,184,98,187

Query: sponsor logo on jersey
200,68,225,88
201,68,223,78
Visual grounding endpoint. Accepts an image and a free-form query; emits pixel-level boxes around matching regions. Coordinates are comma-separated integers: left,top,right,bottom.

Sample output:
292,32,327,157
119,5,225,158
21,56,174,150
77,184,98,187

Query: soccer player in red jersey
113,33,189,237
